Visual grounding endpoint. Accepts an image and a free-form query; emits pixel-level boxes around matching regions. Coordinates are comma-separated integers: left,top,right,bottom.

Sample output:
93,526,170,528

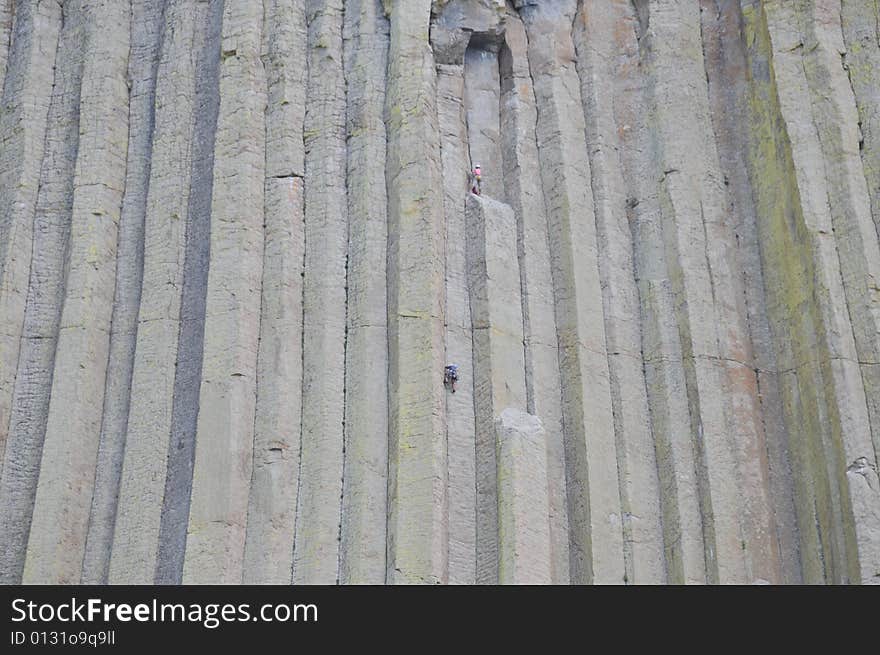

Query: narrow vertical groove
109,0,213,584
81,0,168,585
23,0,131,585
0,0,86,584
462,40,506,587
292,0,348,584
242,0,307,586
436,61,476,585
339,0,390,584
384,0,448,584
0,0,62,478
154,0,224,584
498,12,569,584
182,0,266,585
573,0,666,585
519,0,625,584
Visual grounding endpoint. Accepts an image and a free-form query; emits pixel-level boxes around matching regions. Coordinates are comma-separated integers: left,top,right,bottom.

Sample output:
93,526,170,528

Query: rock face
0,0,878,584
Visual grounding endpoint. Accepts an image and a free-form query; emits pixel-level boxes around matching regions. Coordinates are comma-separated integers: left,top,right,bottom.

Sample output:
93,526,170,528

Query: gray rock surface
466,193,526,583
0,0,86,584
338,0,390,585
241,0,307,585
437,61,476,585
496,407,551,584
23,0,131,585
0,0,878,584
183,0,266,585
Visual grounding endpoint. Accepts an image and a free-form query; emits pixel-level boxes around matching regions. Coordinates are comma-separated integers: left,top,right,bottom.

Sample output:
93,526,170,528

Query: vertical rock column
699,0,801,583
499,14,568,584
0,0,85,585
154,0,223,584
22,0,131,585
339,0,390,584
640,0,782,583
0,0,12,85
293,0,348,584
572,1,666,584
841,0,880,240
183,0,266,585
758,0,880,584
0,0,61,476
798,1,880,480
82,0,168,585
436,61,477,585
496,408,551,584
466,193,528,584
739,0,840,583
463,43,502,199
385,0,448,584
109,0,213,584
242,0,307,586
607,0,707,584
519,0,625,584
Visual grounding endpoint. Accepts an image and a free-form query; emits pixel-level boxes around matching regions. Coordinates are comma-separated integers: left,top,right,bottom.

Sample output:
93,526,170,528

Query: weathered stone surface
466,193,527,583
0,0,85,585
519,0,625,584
430,0,506,65
23,0,131,585
242,0,307,587
0,0,877,585
496,408,551,585
610,2,707,584
339,0,390,584
183,0,266,585
292,0,348,585
499,13,568,583
464,45,502,199
841,0,880,242
109,0,214,584
699,0,800,584
573,2,665,585
385,0,448,584
243,176,304,585
0,0,61,483
154,0,223,585
436,61,477,585
82,0,167,586
757,0,880,584
0,0,12,86
639,0,781,585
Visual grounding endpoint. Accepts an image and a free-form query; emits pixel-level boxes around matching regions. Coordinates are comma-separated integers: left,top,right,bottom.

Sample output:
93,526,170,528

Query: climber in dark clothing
444,364,460,393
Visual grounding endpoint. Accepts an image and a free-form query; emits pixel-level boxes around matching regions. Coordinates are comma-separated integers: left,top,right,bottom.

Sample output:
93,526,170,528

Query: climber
444,364,460,393
469,163,482,196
